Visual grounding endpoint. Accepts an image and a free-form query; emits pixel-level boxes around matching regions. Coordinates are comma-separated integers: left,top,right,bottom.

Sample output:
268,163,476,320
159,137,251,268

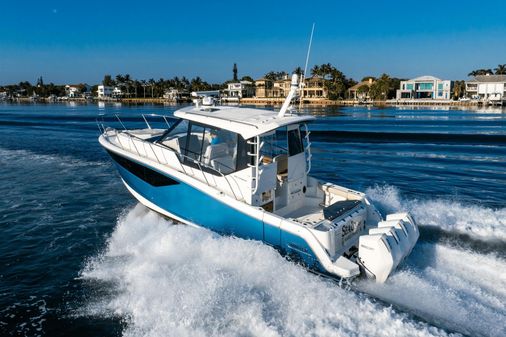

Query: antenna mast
300,23,315,109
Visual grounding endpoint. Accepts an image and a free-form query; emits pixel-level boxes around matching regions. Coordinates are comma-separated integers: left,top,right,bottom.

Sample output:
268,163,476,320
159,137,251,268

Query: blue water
1,103,505,337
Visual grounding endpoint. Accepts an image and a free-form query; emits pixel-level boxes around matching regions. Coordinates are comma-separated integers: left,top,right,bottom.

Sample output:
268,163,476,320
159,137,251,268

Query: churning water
1,103,505,337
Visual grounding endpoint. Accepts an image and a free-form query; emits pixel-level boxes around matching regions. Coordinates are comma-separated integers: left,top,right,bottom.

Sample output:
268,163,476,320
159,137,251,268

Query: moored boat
98,74,419,282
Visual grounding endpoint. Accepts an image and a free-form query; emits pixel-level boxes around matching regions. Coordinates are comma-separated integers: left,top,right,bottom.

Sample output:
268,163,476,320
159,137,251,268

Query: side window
161,119,189,140
183,123,205,161
260,126,288,164
288,127,304,156
202,128,238,174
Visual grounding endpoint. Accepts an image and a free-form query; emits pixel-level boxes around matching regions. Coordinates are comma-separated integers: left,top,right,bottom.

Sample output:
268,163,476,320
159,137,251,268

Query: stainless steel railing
101,124,244,202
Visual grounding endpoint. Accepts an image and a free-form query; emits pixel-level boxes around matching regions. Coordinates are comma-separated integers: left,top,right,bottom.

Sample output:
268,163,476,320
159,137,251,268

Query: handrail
247,136,262,194
141,113,177,130
104,128,243,201
304,123,312,174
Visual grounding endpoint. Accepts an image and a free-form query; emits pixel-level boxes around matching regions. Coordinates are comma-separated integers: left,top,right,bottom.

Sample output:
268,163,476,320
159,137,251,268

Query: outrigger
98,74,419,282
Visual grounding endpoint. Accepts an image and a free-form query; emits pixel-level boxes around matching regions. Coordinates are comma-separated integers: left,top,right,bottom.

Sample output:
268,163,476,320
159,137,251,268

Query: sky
1,0,505,85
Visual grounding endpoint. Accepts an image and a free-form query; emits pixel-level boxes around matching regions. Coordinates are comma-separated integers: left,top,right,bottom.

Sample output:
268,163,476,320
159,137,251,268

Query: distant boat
98,74,419,283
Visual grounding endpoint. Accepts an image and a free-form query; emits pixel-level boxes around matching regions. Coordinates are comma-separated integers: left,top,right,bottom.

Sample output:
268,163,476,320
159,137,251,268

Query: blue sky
1,0,505,85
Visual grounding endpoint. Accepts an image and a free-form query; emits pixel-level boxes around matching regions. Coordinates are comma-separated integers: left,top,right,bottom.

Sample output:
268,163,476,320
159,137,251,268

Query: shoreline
3,96,504,108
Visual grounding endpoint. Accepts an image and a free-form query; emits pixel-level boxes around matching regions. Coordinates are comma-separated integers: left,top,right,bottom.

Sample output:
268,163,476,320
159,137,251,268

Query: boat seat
204,143,235,174
274,154,288,181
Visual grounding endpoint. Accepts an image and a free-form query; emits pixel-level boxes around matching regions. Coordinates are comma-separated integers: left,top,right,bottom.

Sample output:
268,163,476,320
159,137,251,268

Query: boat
98,74,419,283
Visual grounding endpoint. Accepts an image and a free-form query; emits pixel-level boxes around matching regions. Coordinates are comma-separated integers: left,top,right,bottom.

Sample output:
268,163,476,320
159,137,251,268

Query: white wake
81,205,455,337
366,185,506,241
357,242,506,337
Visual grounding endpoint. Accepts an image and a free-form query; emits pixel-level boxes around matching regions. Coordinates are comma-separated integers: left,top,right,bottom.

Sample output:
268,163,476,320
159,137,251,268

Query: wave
366,185,506,242
0,147,108,168
81,205,453,337
310,130,506,146
357,242,506,337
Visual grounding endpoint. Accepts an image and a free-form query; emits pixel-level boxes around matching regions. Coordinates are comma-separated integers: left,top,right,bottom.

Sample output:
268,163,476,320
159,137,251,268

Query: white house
397,76,453,100
466,74,506,102
97,85,123,98
223,81,255,99
65,85,83,98
112,87,124,98
97,85,113,98
163,88,190,102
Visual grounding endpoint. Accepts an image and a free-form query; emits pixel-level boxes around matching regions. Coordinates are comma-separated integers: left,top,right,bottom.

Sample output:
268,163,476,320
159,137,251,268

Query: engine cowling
358,213,418,282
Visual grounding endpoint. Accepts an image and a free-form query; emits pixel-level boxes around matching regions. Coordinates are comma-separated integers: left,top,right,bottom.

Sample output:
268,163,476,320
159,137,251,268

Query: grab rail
303,123,312,174
103,128,243,201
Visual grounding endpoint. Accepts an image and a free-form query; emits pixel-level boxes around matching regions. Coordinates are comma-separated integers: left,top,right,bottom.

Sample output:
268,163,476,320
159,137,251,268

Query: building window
418,83,433,90
406,83,414,90
438,83,443,90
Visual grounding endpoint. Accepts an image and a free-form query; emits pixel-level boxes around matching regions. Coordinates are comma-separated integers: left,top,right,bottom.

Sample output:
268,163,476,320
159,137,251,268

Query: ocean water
0,102,505,337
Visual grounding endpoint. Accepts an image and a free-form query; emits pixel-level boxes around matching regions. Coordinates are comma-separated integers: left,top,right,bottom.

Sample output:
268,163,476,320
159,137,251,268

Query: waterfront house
273,77,292,98
65,84,90,98
465,74,506,103
302,76,328,99
348,78,374,100
163,88,190,102
396,76,453,100
254,78,273,98
223,81,255,99
65,85,81,98
97,85,113,98
112,87,124,98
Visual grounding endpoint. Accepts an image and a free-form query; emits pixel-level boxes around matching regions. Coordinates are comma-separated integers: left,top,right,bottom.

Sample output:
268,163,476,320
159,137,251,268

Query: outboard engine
358,212,419,282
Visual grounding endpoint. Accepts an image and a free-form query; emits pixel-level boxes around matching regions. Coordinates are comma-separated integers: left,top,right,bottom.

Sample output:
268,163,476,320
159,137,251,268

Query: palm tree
468,68,494,77
148,78,156,98
310,65,321,77
115,74,125,85
494,64,506,75
293,66,303,76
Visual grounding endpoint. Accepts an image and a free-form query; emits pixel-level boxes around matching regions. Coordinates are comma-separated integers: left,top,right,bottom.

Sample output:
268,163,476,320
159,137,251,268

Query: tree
369,73,393,100
310,65,321,77
115,74,125,85
233,63,238,81
357,84,370,94
103,75,114,86
495,64,506,75
293,66,303,76
264,71,287,81
240,75,254,82
361,76,376,82
468,69,493,77
452,80,466,99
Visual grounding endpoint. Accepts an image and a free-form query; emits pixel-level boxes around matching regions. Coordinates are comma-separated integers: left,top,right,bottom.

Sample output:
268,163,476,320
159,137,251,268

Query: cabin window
288,128,304,156
175,122,240,175
260,127,288,164
183,123,206,161
159,120,249,175
260,125,305,162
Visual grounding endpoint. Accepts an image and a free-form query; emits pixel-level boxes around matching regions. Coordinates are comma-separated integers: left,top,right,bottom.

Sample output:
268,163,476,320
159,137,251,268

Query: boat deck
282,196,362,227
